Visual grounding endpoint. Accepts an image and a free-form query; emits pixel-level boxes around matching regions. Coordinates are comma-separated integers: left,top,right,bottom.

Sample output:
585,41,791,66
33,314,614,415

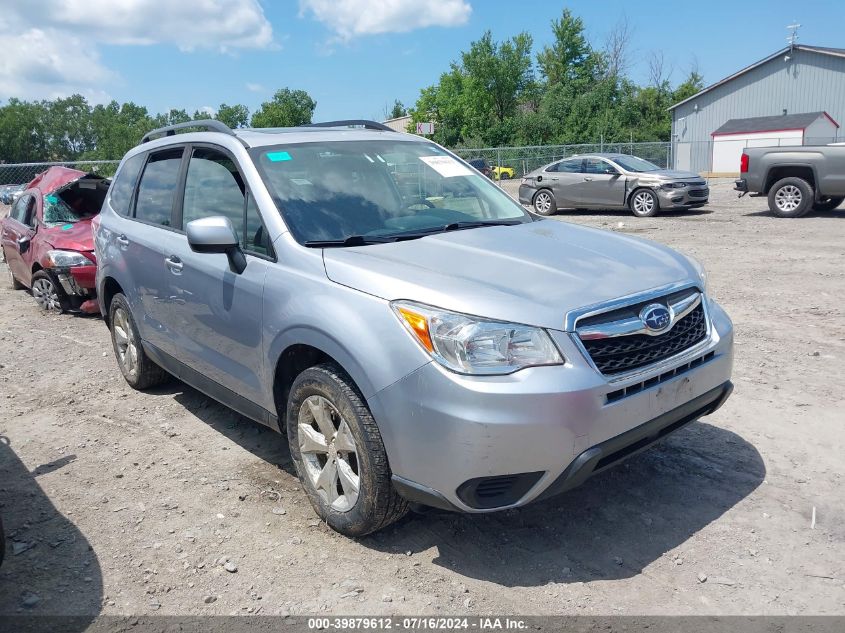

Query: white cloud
4,0,274,51
0,28,115,102
299,0,471,40
0,0,275,100
246,82,266,93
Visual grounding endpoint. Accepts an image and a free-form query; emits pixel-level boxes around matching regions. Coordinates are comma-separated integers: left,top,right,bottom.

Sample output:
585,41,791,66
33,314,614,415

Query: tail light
740,153,749,173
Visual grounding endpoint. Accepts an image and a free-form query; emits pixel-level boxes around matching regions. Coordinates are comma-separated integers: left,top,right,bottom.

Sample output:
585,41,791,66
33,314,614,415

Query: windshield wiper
303,235,398,248
441,220,524,231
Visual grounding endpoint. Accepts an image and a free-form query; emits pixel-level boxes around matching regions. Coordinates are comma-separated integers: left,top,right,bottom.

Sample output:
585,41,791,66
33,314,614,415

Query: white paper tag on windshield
419,155,473,178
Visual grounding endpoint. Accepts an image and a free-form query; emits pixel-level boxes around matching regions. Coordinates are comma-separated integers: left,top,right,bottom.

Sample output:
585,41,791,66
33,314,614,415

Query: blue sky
2,1,843,121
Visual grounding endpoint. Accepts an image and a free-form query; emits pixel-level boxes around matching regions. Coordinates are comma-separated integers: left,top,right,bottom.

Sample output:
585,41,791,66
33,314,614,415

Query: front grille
688,188,708,197
581,304,707,375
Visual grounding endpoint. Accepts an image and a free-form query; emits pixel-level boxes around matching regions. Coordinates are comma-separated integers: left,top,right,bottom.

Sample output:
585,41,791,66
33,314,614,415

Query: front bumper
655,186,710,209
369,297,734,513
518,184,536,205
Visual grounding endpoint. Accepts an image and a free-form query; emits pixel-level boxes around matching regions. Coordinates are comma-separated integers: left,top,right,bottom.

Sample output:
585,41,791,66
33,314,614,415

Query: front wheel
767,177,813,218
31,271,68,311
287,364,408,537
630,189,660,217
813,196,844,212
532,189,557,216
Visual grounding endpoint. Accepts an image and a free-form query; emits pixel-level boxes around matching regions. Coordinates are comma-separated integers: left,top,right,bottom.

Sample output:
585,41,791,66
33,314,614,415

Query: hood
26,166,89,195
40,217,95,253
323,221,699,331
637,169,702,181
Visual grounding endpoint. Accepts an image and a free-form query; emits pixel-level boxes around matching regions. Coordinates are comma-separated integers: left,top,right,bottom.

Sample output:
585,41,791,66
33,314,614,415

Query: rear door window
134,148,185,227
110,153,146,216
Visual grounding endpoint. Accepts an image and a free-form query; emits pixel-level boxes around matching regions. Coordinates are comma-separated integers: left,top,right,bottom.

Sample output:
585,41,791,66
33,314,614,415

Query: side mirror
16,235,30,254
186,216,246,274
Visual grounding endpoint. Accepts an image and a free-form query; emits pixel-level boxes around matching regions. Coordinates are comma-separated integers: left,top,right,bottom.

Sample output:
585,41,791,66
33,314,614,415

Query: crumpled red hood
41,218,95,254
26,166,89,195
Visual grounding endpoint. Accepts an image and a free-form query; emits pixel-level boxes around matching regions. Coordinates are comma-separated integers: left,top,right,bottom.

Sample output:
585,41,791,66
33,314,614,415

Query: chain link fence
450,142,672,181
0,160,120,187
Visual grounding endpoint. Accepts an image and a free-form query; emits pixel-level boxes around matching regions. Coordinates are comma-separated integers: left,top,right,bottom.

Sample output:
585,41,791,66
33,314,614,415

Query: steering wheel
403,198,436,210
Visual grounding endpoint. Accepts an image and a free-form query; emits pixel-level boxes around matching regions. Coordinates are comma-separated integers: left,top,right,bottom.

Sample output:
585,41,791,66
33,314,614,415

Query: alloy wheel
534,192,552,214
633,191,655,215
112,307,139,379
298,395,360,512
775,185,802,212
32,277,62,310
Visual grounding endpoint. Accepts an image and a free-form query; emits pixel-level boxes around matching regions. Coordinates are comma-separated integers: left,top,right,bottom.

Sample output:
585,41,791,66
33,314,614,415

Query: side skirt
142,341,281,433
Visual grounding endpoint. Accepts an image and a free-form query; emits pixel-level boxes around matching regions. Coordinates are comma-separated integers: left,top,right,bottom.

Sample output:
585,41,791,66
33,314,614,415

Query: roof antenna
785,22,800,61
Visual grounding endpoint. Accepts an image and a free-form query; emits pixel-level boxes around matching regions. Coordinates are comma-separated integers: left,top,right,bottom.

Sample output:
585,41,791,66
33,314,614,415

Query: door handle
165,255,183,274
116,234,129,248
583,176,594,181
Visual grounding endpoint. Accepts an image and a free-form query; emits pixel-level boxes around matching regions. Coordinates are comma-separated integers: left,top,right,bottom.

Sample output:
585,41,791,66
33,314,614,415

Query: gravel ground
0,179,843,617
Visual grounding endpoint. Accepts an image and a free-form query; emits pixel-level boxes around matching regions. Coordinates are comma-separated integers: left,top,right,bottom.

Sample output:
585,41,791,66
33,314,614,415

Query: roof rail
140,119,237,144
305,119,395,132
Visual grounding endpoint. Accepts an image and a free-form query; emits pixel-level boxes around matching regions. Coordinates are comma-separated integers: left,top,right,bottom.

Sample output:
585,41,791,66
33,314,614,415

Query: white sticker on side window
419,155,474,178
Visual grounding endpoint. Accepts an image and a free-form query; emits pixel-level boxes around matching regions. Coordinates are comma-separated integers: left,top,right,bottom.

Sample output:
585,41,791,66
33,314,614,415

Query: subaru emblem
640,304,672,332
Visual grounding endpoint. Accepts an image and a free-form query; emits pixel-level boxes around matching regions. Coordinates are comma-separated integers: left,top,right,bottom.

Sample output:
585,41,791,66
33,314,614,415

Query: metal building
669,45,845,175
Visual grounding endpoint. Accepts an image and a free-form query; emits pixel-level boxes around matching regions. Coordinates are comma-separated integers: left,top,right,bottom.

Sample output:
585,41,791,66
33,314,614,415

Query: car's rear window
250,140,529,244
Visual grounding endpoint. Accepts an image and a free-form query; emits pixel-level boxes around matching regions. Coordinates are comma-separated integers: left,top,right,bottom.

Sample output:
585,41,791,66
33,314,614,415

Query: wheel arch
99,276,125,324
763,164,818,195
270,330,375,423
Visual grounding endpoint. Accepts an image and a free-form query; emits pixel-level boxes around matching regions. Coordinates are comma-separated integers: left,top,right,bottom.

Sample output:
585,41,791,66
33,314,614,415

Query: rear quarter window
110,153,146,216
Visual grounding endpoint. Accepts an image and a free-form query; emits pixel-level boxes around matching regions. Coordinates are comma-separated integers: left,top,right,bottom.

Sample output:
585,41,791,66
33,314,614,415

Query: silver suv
95,120,734,536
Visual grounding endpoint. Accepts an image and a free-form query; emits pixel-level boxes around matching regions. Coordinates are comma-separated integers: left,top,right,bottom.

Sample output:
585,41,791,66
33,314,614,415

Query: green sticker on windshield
266,151,292,162
62,224,73,230
46,194,58,204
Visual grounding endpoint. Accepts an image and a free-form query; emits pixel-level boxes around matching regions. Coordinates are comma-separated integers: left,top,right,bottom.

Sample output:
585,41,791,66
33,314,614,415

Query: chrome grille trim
578,292,701,341
566,282,713,383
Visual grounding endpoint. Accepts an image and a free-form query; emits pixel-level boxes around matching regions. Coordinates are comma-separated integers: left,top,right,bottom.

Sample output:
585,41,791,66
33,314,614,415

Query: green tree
0,99,48,162
250,88,316,128
384,99,406,120
536,9,592,85
44,95,93,159
461,31,534,128
84,101,154,160
216,103,250,129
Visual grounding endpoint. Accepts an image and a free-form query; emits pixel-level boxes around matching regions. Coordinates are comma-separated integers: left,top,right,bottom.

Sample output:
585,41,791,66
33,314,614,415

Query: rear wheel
813,196,844,212
500,172,511,180
287,364,408,537
532,189,556,216
31,271,68,311
767,177,813,218
109,293,170,390
630,189,659,217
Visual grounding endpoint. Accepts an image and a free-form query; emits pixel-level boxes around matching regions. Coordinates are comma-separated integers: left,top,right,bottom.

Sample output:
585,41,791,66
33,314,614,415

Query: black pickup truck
735,145,845,217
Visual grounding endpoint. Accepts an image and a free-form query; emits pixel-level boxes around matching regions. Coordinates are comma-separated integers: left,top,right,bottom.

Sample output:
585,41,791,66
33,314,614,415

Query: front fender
262,267,432,407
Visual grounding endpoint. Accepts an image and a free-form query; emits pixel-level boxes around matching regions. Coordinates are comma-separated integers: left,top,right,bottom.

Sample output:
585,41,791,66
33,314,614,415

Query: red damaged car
1,167,109,313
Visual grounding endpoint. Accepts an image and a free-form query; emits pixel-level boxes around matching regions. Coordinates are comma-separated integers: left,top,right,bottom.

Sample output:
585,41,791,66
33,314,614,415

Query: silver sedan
518,153,709,217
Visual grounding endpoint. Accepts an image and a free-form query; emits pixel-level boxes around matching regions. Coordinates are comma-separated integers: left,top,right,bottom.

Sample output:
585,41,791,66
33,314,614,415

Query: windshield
612,155,661,173
42,193,94,226
251,140,531,245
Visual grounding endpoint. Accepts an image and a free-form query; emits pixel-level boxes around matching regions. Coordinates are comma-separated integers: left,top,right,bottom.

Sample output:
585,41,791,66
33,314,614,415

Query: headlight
688,256,708,294
661,182,685,190
391,300,564,375
45,250,93,267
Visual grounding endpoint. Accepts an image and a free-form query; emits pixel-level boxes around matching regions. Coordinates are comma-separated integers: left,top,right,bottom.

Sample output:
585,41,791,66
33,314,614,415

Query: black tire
767,177,814,218
629,188,660,217
108,293,170,390
813,196,844,212
500,172,511,180
532,189,557,216
286,364,408,537
30,270,69,311
0,514,5,568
